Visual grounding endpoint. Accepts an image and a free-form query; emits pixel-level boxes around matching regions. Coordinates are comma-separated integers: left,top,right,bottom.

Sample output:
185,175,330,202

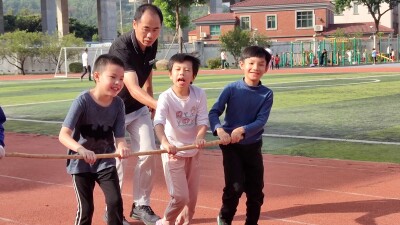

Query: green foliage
3,13,41,32
69,18,98,41
219,27,251,65
69,62,83,73
207,57,221,69
40,33,85,71
153,0,208,53
0,30,44,75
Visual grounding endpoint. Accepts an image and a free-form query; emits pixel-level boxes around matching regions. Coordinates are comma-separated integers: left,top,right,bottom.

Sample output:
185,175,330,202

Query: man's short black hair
134,4,163,24
240,46,272,65
93,54,124,74
167,53,201,78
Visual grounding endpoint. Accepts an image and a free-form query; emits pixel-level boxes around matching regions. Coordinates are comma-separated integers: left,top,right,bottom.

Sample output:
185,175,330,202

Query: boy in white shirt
153,53,208,225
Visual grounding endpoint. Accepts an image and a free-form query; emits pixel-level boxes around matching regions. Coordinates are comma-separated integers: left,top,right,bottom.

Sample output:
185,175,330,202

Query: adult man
80,48,92,81
108,4,162,225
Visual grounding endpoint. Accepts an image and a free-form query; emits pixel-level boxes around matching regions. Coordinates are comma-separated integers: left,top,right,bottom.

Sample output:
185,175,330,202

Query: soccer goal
54,44,111,78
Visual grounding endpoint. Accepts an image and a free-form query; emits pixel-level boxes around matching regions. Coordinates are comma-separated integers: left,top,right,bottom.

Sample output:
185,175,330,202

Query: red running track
0,133,399,225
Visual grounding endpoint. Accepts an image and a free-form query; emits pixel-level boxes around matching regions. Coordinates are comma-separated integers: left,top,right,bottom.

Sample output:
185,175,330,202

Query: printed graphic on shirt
80,124,113,141
176,106,197,127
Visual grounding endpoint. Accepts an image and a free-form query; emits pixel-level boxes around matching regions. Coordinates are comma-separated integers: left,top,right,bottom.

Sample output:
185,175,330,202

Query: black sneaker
103,212,130,225
130,204,160,225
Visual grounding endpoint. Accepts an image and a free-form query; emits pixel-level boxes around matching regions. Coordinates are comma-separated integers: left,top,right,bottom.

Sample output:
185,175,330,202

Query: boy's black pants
219,141,264,225
72,166,123,225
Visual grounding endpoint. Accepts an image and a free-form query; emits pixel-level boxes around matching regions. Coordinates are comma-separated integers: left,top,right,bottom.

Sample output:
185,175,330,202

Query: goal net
54,44,111,78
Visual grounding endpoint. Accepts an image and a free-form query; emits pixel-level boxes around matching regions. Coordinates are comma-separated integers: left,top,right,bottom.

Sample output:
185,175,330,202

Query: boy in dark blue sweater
209,46,273,225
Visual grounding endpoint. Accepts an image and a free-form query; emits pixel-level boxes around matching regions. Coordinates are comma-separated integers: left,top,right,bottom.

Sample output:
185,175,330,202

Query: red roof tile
193,13,236,23
323,22,394,35
232,0,331,7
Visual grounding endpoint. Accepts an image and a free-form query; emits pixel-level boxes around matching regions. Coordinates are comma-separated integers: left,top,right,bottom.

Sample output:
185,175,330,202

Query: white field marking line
4,74,398,107
270,79,380,89
0,79,70,85
7,118,63,124
0,174,73,188
266,182,400,201
0,217,31,225
196,78,380,91
263,133,400,146
3,99,73,107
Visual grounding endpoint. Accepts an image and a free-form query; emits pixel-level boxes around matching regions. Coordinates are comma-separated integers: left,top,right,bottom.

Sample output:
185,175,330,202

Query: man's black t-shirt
108,30,158,114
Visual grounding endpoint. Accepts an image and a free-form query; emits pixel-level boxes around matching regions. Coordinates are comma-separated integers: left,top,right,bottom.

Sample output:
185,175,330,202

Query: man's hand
118,146,131,159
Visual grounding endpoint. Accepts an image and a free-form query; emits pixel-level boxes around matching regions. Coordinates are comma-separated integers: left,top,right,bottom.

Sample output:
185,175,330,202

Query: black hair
93,54,124,74
240,46,272,65
134,4,163,24
167,53,201,78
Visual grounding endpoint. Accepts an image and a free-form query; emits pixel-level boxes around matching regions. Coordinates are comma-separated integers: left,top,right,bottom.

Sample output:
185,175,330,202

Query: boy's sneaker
155,219,163,225
103,212,130,225
130,204,160,225
217,215,228,225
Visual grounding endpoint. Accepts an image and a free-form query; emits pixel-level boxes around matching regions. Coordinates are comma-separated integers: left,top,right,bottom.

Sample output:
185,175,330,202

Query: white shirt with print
154,85,208,157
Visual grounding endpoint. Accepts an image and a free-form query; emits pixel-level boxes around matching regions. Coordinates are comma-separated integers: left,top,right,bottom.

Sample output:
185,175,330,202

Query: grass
1,71,400,163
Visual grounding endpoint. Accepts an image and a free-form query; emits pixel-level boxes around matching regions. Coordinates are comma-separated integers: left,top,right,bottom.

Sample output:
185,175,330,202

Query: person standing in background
80,48,92,81
220,50,228,70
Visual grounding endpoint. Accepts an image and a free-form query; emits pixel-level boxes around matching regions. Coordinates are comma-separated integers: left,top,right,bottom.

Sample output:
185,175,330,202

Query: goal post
54,45,111,78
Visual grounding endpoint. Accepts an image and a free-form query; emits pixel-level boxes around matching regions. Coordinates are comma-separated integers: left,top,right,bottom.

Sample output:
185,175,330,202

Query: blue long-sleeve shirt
209,79,273,145
0,107,6,147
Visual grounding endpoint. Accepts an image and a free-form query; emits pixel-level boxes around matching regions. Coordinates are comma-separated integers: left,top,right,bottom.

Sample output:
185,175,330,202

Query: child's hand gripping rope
4,140,222,160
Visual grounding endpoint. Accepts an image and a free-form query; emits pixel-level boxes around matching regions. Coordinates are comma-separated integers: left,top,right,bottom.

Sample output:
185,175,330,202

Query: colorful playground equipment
271,34,399,68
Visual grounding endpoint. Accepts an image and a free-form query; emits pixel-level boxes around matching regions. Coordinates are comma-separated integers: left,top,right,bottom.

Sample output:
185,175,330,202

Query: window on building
353,2,359,15
296,11,313,28
266,15,277,30
210,25,220,36
240,16,250,30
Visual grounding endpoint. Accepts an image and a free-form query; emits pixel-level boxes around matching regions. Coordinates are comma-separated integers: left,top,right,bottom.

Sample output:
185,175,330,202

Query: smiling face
133,10,161,51
239,56,268,86
169,61,194,94
94,63,125,97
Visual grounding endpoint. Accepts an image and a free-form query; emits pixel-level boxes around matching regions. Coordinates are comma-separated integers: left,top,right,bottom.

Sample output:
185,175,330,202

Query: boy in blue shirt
209,46,273,225
59,54,131,225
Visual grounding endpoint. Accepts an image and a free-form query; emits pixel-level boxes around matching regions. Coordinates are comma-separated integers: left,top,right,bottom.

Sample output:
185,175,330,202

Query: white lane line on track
0,217,32,225
263,133,400,146
267,182,400,200
260,215,319,225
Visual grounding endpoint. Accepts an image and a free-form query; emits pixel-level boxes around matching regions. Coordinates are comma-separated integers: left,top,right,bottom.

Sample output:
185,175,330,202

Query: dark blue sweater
209,79,273,145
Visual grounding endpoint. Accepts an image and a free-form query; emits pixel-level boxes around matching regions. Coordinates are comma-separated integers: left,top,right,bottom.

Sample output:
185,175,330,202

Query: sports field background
1,66,400,163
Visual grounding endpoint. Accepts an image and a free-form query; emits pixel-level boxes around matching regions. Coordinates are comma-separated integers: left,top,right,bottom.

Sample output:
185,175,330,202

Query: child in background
59,54,131,225
0,107,6,159
274,54,280,69
209,46,274,225
153,53,208,225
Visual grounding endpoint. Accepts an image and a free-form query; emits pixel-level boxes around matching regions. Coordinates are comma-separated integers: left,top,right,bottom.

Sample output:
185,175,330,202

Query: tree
334,0,400,33
0,30,43,75
40,33,85,72
219,27,270,66
154,0,208,53
69,18,97,41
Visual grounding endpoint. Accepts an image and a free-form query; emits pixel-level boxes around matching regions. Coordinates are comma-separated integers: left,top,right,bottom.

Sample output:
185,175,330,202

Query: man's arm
124,70,157,110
